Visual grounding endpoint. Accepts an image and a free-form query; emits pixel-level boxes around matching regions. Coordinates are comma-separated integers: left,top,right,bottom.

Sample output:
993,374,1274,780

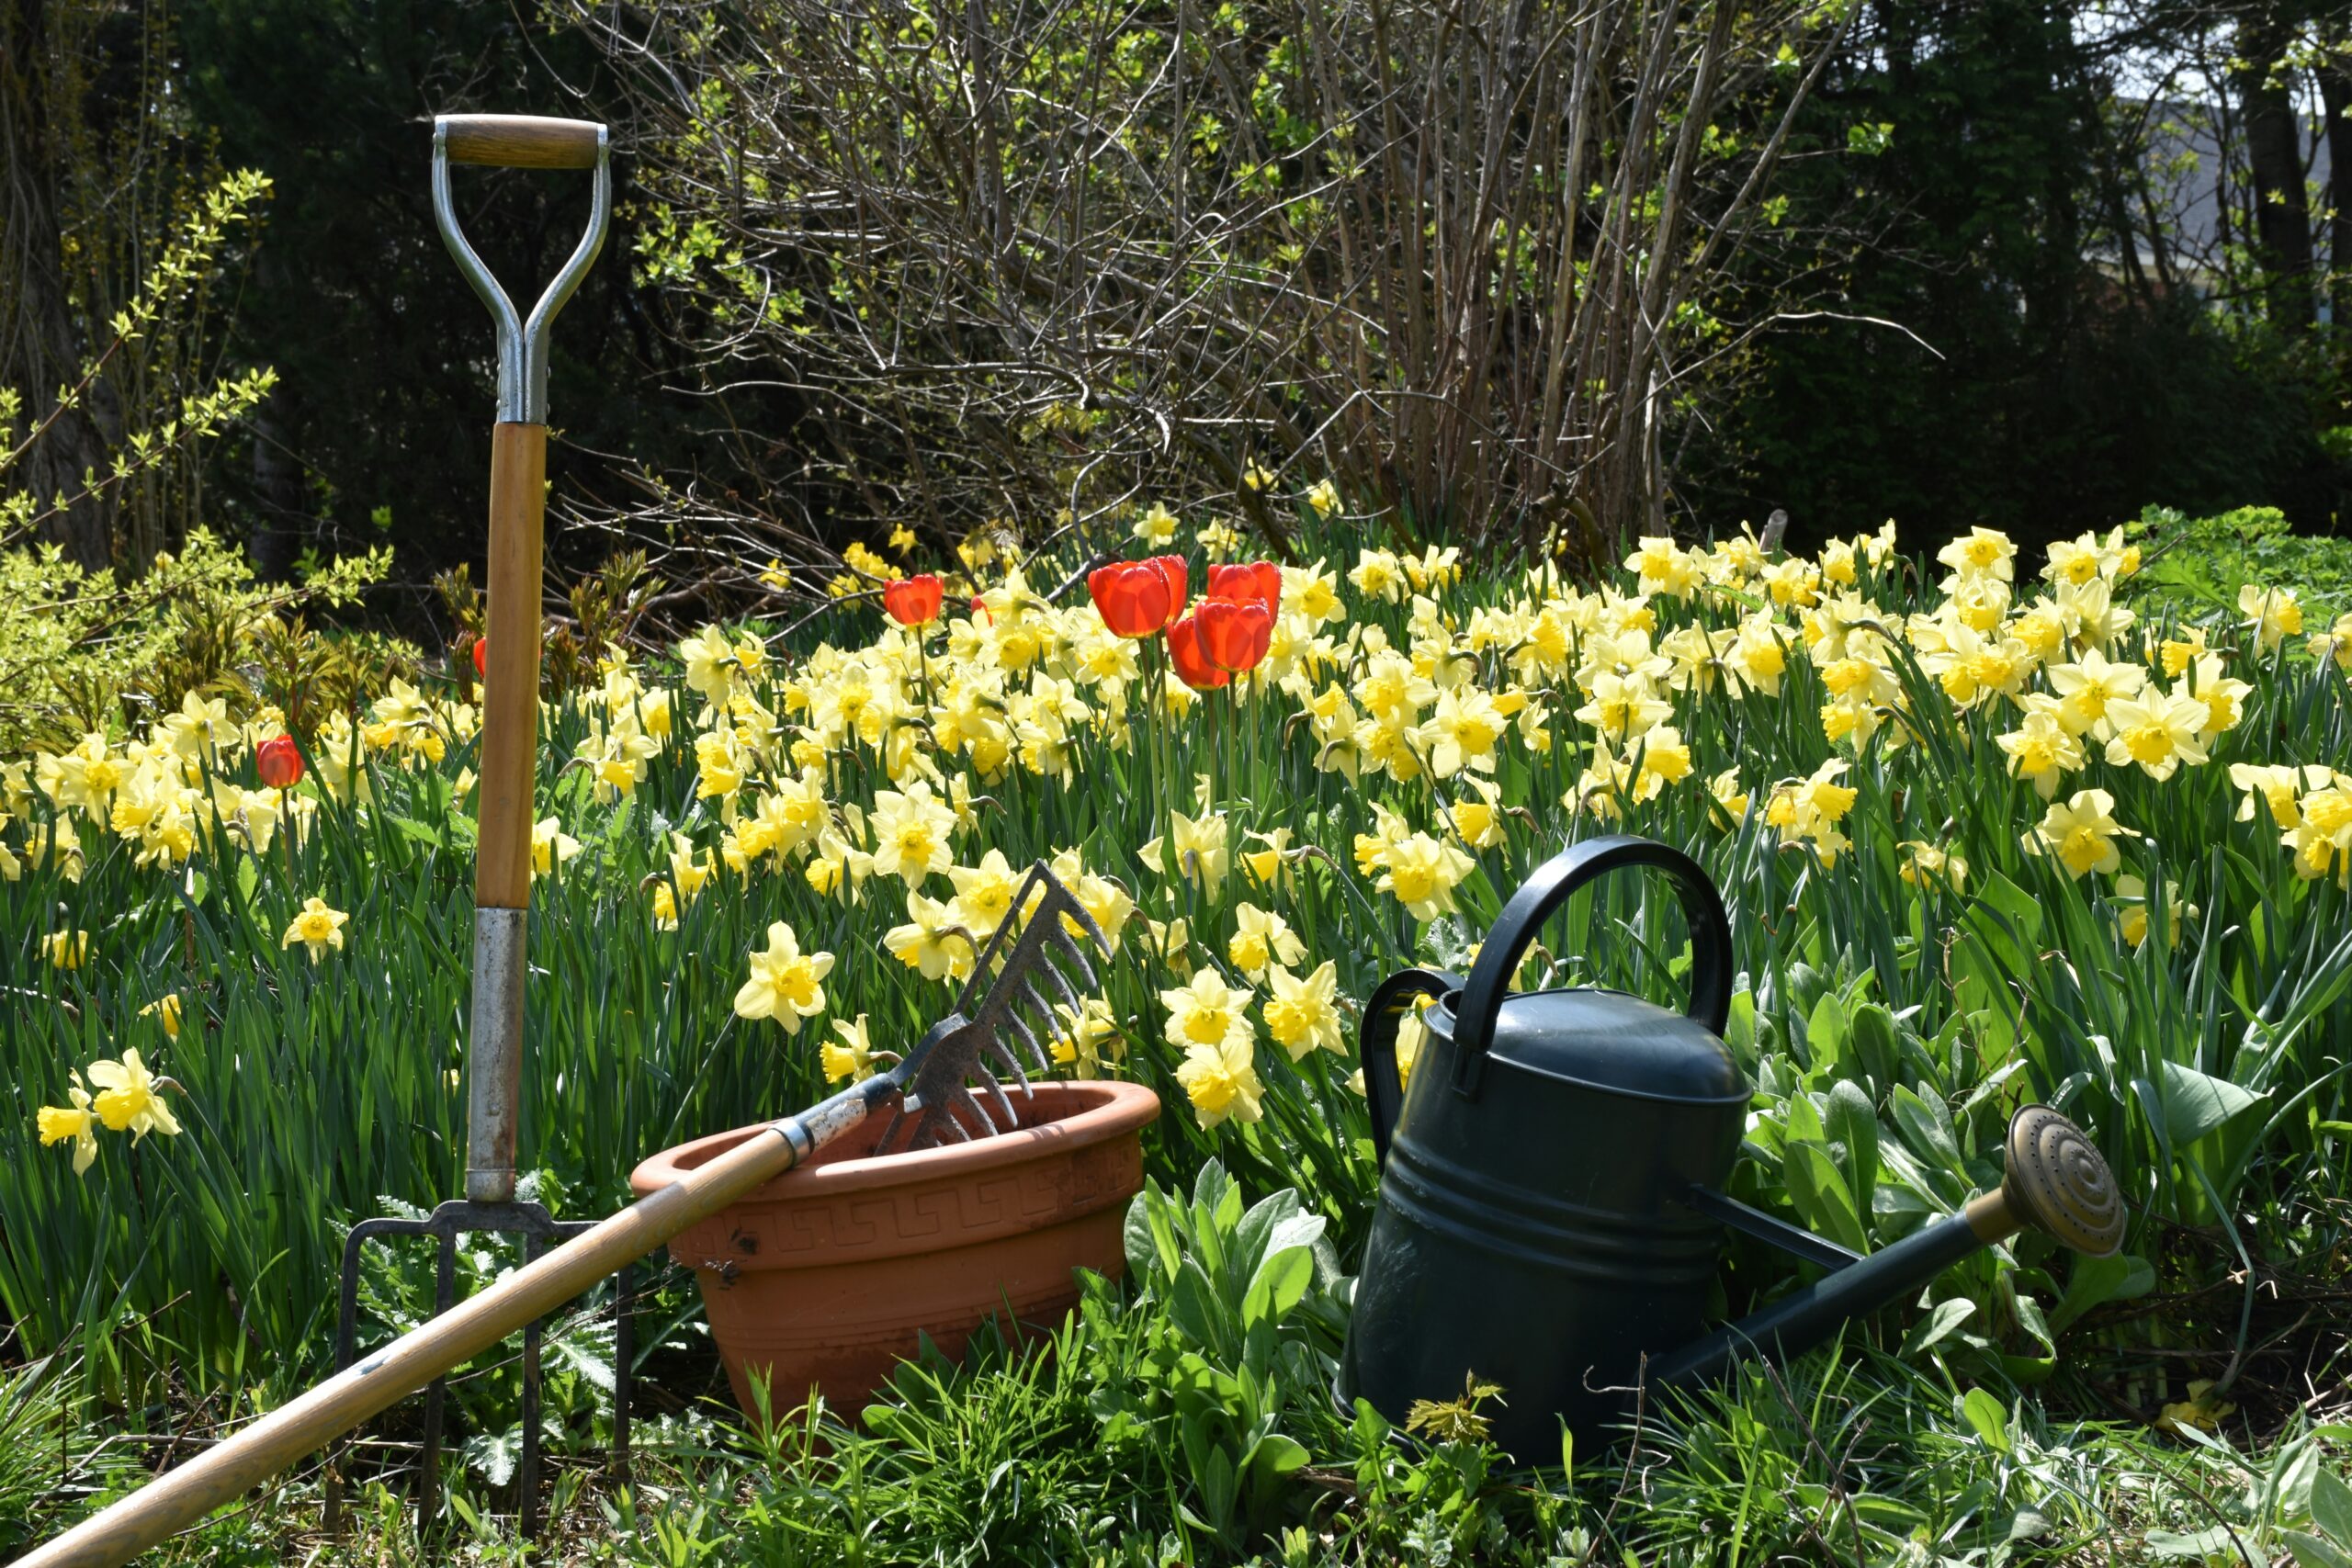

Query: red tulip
1147,555,1188,621
1166,611,1231,689
1194,596,1273,673
1088,560,1175,637
255,734,304,790
969,593,992,626
883,574,945,626
1207,559,1281,614
471,637,488,679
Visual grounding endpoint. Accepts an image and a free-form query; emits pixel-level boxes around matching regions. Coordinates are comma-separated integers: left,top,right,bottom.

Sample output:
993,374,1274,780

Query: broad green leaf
1898,1297,1974,1358
2285,1531,2352,1568
2047,1252,2155,1337
1848,1002,1900,1093
1240,1246,1314,1328
1249,1431,1310,1479
1824,1079,1881,1213
1783,1142,1868,1255
1961,1388,2010,1453
1891,1085,1966,1180
1806,991,1849,1075
2158,1060,2266,1147
2312,1464,2352,1548
1167,1257,1224,1352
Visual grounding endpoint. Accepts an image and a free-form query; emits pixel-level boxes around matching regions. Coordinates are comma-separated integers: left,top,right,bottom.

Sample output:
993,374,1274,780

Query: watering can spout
1649,1105,2124,1390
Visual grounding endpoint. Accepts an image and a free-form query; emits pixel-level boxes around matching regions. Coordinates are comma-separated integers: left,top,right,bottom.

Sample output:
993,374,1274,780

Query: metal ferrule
465,908,529,1202
431,119,612,423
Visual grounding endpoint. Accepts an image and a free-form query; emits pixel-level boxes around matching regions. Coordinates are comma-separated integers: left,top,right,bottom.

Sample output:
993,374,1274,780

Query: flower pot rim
628,1077,1159,1202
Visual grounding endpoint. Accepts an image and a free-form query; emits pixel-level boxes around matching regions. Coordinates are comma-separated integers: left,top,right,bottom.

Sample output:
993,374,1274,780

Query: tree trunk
0,0,118,570
2318,40,2352,329
2232,6,2316,329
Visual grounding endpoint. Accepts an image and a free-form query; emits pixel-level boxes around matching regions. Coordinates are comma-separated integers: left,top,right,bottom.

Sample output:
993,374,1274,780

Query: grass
2,514,2350,1560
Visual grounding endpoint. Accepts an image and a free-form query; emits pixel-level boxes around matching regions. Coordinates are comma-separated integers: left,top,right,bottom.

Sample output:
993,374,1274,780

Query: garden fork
327,112,623,1540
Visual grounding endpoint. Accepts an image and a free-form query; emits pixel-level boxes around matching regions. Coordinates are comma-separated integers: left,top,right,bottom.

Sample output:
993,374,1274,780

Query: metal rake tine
1017,975,1067,1053
986,1036,1038,1097
1046,915,1107,983
969,1061,1020,1130
1030,952,1086,1021
998,1009,1049,1079
915,1096,977,1147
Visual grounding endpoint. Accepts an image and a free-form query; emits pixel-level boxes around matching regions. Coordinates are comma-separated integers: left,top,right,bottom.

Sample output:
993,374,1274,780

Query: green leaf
2158,1060,2266,1147
1123,1190,1159,1281
1239,1246,1314,1329
2312,1465,2352,1548
1167,1258,1225,1352
1249,1431,1310,1479
1805,991,1849,1074
1961,1388,2010,1453
1848,1002,1900,1093
1891,1085,1967,1181
2047,1252,2155,1337
2285,1531,2352,1568
1824,1079,1881,1213
1898,1297,1974,1358
1783,1142,1868,1255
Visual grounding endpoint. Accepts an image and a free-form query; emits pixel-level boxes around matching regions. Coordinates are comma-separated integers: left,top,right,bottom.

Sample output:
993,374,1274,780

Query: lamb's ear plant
1108,1162,1340,1550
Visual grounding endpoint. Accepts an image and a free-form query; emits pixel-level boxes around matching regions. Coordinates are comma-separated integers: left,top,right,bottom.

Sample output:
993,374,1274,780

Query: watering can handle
1450,834,1732,1099
1358,967,1464,1168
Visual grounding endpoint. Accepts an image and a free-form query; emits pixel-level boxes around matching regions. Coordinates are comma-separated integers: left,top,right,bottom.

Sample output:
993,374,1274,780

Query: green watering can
1342,834,2124,1459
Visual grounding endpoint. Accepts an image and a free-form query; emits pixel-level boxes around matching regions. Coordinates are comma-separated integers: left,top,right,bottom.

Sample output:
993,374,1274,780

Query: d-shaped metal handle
432,114,610,423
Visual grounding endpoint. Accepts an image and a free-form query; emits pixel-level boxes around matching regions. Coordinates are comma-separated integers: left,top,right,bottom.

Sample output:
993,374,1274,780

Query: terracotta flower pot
629,1079,1159,1420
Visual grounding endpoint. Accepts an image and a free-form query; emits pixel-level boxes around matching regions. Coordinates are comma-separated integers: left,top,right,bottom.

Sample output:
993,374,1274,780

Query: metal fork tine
1048,920,1105,984
1001,1010,1047,1077
1019,976,1062,1037
971,1063,1020,1130
1035,950,1088,1016
987,1032,1036,1095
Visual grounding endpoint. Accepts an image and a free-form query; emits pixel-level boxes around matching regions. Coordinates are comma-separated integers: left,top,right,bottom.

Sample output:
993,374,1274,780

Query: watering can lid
1436,986,1749,1105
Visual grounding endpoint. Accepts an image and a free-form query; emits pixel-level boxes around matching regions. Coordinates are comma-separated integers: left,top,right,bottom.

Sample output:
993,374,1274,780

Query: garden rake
324,111,620,1540
25,865,1111,1568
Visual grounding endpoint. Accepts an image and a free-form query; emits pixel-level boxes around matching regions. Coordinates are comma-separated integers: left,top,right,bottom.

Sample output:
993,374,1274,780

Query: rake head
876,863,1111,1153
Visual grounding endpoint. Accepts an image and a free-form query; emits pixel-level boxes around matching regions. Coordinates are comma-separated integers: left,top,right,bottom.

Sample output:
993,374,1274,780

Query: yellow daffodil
1050,998,1122,1077
1377,832,1475,922
886,890,977,981
141,993,184,1040
532,817,582,878
1159,969,1255,1054
946,848,1023,937
87,1049,181,1141
1898,841,1969,893
1227,903,1306,977
733,921,834,1034
37,1072,99,1174
822,1014,876,1082
44,930,88,970
2113,874,2192,950
1140,807,1230,897
870,782,959,885
2025,789,2138,879
281,897,349,962
1174,1032,1264,1130
2100,691,2211,781
2238,583,2302,652
1262,960,1343,1061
